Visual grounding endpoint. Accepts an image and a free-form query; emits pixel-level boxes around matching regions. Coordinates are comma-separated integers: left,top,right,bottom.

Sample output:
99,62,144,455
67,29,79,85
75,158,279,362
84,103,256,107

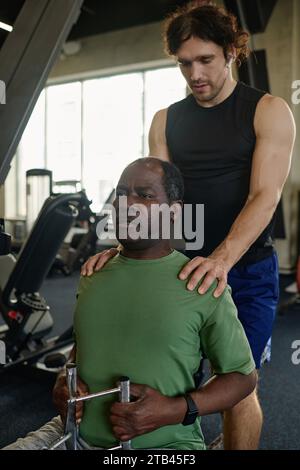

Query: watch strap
182,393,199,426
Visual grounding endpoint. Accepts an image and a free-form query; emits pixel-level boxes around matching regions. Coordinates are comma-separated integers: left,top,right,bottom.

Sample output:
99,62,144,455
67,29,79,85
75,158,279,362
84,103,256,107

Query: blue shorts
227,253,279,369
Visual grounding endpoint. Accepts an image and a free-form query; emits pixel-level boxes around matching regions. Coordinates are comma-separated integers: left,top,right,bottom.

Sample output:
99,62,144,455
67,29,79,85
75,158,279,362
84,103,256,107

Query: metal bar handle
74,386,121,403
65,363,77,450
119,376,131,450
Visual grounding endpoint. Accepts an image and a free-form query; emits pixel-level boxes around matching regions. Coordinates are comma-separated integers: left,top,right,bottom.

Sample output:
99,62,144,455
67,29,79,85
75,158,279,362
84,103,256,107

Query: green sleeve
200,287,256,375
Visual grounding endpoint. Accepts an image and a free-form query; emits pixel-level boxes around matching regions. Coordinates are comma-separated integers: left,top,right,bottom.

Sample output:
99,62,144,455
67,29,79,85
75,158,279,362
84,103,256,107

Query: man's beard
194,75,227,103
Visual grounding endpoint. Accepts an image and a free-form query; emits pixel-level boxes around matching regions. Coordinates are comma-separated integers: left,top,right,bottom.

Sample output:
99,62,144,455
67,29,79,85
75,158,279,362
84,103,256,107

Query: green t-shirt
74,250,255,450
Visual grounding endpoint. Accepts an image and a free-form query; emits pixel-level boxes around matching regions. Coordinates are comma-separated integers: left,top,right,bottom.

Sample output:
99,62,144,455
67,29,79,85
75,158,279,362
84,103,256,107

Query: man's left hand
179,256,231,298
110,384,186,441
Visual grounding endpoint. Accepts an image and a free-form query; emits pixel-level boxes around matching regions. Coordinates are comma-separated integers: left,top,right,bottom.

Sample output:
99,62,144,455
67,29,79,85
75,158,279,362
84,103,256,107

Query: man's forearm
191,371,257,417
167,371,257,425
211,191,279,268
109,372,257,440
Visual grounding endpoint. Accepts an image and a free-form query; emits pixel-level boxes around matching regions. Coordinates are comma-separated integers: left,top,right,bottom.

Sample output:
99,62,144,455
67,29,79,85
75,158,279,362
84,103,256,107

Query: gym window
4,66,186,217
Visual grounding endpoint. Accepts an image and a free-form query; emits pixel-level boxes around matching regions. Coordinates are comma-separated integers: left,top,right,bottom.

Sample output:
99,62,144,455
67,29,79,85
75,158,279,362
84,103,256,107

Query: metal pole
49,369,131,450
75,387,121,402
0,0,84,184
119,377,131,450
65,363,78,450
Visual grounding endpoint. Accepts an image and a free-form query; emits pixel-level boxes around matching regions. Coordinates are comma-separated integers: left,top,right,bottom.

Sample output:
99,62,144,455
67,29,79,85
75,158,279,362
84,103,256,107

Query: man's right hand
81,248,119,276
53,373,89,424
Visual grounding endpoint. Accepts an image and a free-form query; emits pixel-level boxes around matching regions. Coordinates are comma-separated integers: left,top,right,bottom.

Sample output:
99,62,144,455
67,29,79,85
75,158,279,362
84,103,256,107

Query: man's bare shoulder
255,94,295,135
152,108,168,126
258,93,291,111
256,94,293,119
148,108,170,161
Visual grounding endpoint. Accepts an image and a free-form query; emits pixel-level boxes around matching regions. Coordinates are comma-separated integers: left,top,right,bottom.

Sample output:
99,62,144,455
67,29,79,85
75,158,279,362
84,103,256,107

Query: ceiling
0,0,278,59
0,0,188,50
0,0,24,48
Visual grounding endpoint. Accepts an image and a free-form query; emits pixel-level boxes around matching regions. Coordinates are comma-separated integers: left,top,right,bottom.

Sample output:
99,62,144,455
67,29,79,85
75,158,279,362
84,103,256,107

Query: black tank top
166,81,275,265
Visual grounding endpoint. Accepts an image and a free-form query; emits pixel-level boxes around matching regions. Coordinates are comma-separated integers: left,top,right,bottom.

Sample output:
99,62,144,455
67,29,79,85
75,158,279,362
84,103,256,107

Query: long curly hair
163,1,250,66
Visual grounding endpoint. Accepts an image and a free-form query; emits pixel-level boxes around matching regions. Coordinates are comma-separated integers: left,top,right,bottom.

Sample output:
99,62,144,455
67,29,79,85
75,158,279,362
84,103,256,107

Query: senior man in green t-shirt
4,157,256,450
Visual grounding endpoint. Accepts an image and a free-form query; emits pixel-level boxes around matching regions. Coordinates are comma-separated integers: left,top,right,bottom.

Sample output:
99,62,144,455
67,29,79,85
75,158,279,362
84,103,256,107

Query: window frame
6,60,187,218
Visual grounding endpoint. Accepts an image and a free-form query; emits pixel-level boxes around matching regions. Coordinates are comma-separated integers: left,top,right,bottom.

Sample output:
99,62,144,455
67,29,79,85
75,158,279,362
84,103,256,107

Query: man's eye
140,193,153,199
201,59,213,64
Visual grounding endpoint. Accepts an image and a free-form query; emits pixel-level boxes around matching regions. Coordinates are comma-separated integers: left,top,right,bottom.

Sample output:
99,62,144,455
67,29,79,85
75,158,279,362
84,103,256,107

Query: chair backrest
2,192,89,308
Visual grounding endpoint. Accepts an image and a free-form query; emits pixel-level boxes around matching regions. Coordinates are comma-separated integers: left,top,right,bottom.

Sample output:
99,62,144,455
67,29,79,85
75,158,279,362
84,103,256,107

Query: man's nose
126,195,144,219
190,62,204,82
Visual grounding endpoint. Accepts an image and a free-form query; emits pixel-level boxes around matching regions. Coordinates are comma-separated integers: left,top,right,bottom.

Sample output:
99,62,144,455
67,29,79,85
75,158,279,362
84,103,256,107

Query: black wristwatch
182,393,199,426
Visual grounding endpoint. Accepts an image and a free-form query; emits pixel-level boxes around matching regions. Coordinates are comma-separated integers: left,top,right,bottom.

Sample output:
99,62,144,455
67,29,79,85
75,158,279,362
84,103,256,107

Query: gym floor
0,271,299,449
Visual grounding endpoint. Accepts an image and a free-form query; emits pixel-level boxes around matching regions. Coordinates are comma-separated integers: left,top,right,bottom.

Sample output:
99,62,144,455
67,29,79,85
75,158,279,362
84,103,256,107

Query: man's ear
227,46,237,63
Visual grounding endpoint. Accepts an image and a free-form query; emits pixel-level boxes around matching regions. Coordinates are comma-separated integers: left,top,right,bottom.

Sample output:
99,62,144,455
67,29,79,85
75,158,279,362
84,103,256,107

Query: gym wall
248,0,300,272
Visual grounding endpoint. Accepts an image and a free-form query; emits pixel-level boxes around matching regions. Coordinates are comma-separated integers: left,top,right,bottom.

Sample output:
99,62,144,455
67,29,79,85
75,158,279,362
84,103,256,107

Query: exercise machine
65,188,116,273
0,191,92,370
49,364,131,450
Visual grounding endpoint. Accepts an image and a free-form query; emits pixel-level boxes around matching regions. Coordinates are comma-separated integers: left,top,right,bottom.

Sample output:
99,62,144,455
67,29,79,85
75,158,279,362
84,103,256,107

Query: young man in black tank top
81,2,295,450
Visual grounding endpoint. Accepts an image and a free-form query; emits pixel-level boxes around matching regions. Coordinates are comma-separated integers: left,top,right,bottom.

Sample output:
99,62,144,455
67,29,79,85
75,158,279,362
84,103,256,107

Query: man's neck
121,243,173,260
197,77,237,108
